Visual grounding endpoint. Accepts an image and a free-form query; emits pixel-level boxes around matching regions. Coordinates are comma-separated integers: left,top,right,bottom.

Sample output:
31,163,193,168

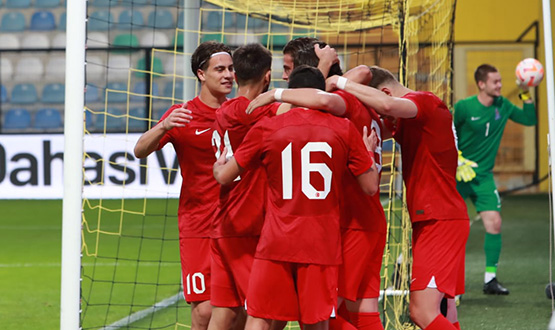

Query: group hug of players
134,38,470,330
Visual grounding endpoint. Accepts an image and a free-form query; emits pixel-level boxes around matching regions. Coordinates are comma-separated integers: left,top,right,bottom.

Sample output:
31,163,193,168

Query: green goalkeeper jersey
453,95,536,175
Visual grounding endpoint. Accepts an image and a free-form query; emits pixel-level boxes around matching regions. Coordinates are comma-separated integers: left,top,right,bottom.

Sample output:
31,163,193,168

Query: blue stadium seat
58,11,66,30
163,80,184,99
93,107,125,131
6,0,30,8
153,0,176,6
106,82,128,103
1,12,26,32
11,83,38,104
130,81,159,103
121,0,148,6
88,10,114,31
41,83,65,104
1,85,8,103
128,106,148,131
118,9,144,30
3,108,31,130
85,84,100,103
34,108,63,129
30,10,56,31
90,0,118,7
147,9,174,29
34,0,61,8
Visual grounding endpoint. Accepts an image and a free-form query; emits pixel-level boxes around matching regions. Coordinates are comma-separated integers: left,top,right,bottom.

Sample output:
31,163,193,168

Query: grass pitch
0,194,553,329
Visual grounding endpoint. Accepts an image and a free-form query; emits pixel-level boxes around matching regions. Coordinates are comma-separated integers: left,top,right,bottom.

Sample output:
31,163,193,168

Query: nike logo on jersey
195,128,211,135
471,116,481,121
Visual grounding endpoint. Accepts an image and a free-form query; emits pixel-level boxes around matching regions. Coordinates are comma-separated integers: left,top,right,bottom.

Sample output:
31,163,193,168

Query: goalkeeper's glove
456,150,477,182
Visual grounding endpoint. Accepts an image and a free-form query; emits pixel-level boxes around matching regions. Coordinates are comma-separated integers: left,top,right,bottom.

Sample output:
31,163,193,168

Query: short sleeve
234,121,266,170
157,103,186,149
346,121,373,176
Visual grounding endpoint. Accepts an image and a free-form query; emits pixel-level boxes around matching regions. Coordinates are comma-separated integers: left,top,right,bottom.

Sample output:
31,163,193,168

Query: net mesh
80,0,455,329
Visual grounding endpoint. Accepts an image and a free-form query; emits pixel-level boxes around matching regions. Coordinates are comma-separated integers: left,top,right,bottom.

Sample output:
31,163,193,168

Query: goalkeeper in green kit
453,64,537,295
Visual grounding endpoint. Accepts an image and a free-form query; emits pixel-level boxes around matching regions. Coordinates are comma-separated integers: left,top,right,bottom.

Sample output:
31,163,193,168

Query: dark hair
191,41,232,81
288,64,326,90
474,64,498,84
369,66,398,88
283,37,343,78
232,43,272,86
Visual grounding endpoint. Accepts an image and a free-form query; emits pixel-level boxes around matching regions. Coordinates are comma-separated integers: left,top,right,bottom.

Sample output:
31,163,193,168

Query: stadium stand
0,58,13,81
6,0,31,9
11,83,38,104
51,32,66,48
88,10,115,31
106,81,129,103
0,33,20,49
130,81,159,103
33,108,63,129
87,31,109,48
30,10,56,30
44,56,65,81
14,57,44,81
0,12,26,32
41,83,65,104
34,0,61,8
146,9,173,29
1,85,8,103
3,108,32,130
21,33,50,49
85,84,101,103
117,9,144,30
139,30,170,47
58,11,66,30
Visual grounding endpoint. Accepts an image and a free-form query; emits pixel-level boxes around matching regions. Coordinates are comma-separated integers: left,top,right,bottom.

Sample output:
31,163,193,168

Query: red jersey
157,97,219,238
335,91,387,233
392,91,468,222
234,108,373,265
212,96,279,238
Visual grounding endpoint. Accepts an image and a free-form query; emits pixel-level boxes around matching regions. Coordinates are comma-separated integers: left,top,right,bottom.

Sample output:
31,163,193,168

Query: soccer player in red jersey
247,85,387,330
208,43,281,330
214,66,379,330
133,41,234,330
326,66,469,330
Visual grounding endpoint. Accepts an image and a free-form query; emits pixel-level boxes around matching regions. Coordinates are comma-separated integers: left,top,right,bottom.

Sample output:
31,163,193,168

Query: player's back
236,107,372,265
212,96,277,238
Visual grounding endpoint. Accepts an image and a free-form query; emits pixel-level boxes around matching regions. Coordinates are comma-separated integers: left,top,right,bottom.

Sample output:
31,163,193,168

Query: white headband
198,51,231,69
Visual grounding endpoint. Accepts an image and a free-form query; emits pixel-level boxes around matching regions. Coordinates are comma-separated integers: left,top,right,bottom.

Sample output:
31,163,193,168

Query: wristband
274,88,284,102
337,76,348,90
519,91,531,101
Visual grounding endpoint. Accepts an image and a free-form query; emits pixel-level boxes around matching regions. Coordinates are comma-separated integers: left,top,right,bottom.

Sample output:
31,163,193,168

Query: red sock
348,312,384,330
329,315,357,330
453,321,461,330
425,315,457,330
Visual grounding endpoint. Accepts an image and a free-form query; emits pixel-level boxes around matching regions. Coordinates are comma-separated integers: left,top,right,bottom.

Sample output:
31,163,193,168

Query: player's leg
297,264,338,329
474,177,508,295
245,315,272,330
208,306,245,330
304,320,330,330
180,238,212,330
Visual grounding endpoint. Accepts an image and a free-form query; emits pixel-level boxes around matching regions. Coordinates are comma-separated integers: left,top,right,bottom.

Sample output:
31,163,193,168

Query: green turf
0,195,553,329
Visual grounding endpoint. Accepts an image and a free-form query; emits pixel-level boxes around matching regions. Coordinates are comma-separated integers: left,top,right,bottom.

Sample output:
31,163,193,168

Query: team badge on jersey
495,108,500,120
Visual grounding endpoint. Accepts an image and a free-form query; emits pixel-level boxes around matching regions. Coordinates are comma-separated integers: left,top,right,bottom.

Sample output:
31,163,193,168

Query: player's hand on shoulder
362,126,378,152
246,89,276,114
162,104,193,131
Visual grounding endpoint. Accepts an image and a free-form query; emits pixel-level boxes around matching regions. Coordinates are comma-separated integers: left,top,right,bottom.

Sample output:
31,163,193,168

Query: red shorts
410,219,469,298
180,237,211,303
246,259,338,325
339,229,386,300
211,236,258,308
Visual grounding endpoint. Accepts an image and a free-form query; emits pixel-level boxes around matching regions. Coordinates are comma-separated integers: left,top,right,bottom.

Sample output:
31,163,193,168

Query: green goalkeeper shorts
456,173,501,212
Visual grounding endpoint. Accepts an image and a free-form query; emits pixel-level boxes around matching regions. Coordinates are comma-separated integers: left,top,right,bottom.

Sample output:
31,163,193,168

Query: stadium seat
14,57,44,82
93,107,125,132
41,83,65,104
261,34,288,49
177,11,184,29
118,9,144,30
1,85,8,103
6,0,30,8
88,10,114,31
227,34,259,46
200,33,226,44
106,82,128,103
107,55,131,81
90,0,119,7
3,108,31,130
21,33,50,49
85,84,101,103
163,80,184,100
0,33,20,49
163,56,184,76
11,83,38,104
139,30,170,47
1,58,13,81
44,56,65,81
121,0,148,7
236,14,266,30
34,0,61,8
153,0,176,6
135,56,164,78
146,9,174,29
30,10,56,31
1,12,26,32
112,33,139,52
173,32,183,49
58,11,66,30
87,31,109,48
204,11,222,31
128,106,149,130
86,55,105,82
34,108,63,130
130,81,159,103
51,32,66,48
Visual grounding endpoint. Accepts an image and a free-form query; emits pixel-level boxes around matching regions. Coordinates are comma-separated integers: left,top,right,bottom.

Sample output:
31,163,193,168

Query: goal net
76,0,456,329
